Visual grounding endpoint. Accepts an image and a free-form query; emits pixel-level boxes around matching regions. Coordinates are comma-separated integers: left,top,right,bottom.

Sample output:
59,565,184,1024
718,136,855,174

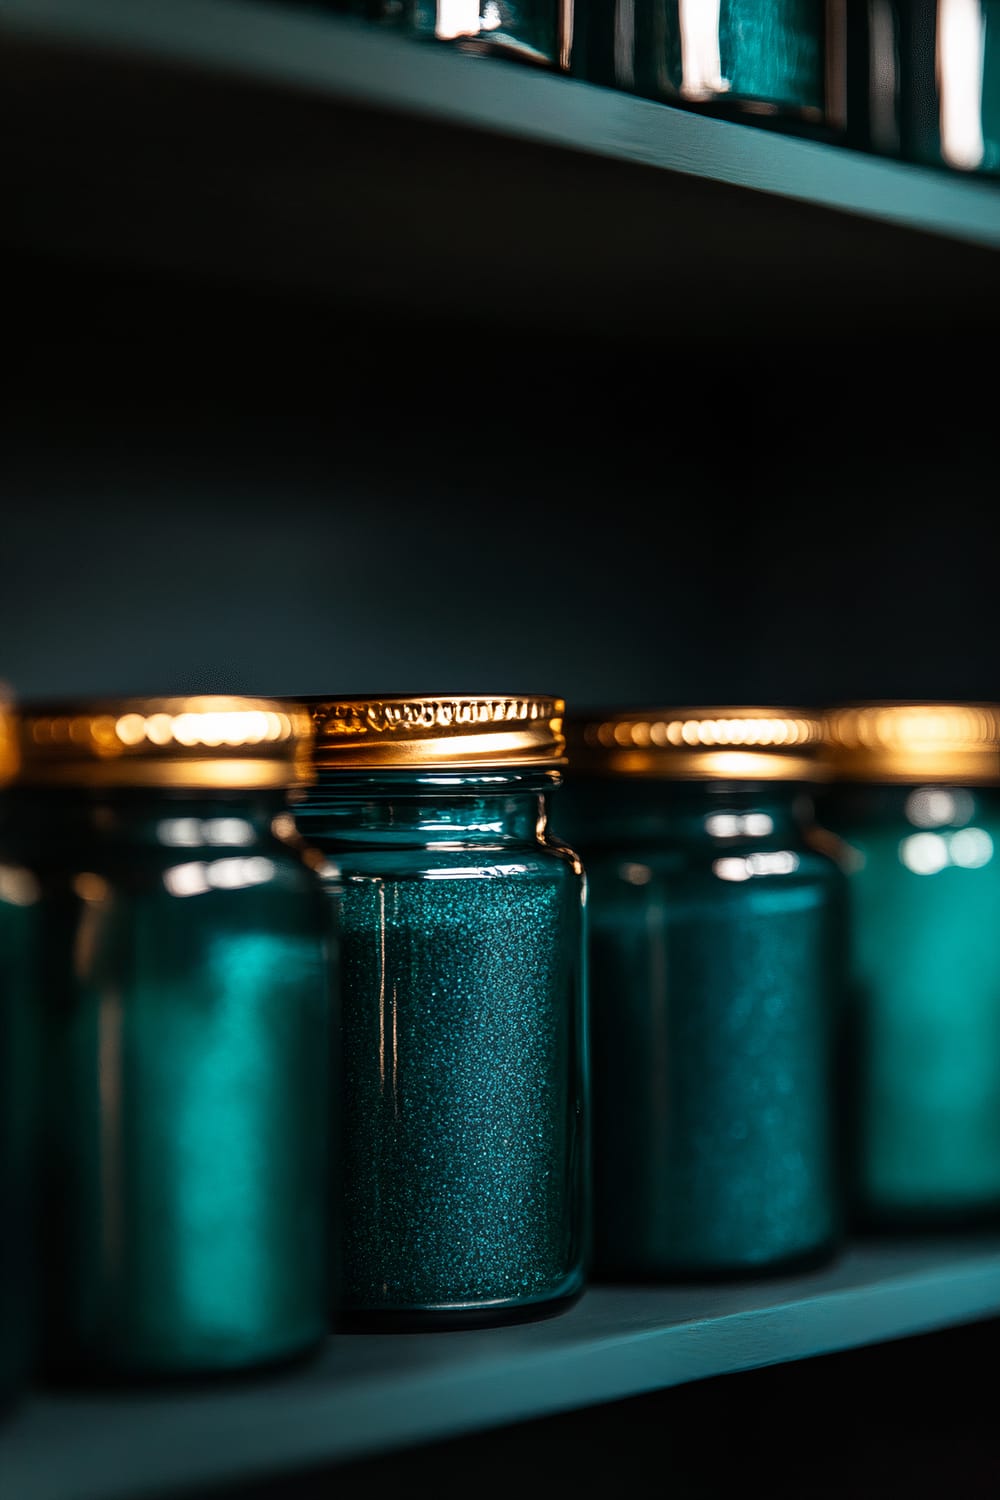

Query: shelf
1,0,999,343
4,1236,1000,1500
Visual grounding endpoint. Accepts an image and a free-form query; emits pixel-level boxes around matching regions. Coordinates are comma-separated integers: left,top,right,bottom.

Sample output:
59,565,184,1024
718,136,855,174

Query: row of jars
341,0,1000,180
1,693,999,1410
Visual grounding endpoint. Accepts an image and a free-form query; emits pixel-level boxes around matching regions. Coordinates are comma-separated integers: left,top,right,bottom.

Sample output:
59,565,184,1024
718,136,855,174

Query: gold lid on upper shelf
14,696,315,789
303,695,566,769
565,706,825,781
821,702,1000,784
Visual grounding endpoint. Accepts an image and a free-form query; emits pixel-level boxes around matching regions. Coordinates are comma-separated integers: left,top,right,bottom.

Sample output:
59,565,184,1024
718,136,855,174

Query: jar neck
0,786,294,851
558,776,816,848
293,767,562,848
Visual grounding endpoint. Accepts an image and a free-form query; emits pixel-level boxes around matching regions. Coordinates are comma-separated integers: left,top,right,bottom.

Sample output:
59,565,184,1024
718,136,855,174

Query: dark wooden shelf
1,0,998,343
4,1236,1000,1500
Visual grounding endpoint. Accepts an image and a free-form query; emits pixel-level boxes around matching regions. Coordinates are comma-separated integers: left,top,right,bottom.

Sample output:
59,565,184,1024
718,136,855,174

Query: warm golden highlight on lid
304,695,566,769
15,696,315,789
822,702,1000,784
0,692,19,785
565,706,825,781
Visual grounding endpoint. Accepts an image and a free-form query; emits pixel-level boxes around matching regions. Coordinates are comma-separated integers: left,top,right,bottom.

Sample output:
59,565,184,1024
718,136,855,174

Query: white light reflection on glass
950,827,994,868
678,0,729,98
868,0,901,153
937,0,986,169
157,818,256,848
0,864,41,906
163,857,276,897
705,813,775,838
435,0,480,39
904,787,974,828
899,827,994,874
713,851,800,882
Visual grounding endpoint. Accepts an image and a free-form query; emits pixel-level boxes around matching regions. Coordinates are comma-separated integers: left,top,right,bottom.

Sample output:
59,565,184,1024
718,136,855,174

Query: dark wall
2,246,996,715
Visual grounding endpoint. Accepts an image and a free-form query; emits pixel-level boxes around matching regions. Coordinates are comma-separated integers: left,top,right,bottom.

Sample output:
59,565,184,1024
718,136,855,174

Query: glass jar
354,0,574,70
0,698,39,1411
819,702,1000,1229
293,694,589,1329
554,706,845,1280
7,697,337,1381
847,0,1000,178
575,0,847,143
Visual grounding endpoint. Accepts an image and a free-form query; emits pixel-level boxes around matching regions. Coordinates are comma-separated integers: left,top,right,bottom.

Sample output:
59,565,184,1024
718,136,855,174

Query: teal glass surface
294,767,588,1328
9,789,335,1381
850,0,1000,177
818,782,1000,1226
553,777,844,1279
0,819,40,1411
352,0,568,68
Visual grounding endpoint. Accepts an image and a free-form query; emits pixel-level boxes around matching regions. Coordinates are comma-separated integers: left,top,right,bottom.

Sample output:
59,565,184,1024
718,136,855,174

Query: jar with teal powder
7,696,337,1381
819,702,1000,1230
293,694,589,1329
554,706,845,1280
0,697,40,1412
577,0,847,141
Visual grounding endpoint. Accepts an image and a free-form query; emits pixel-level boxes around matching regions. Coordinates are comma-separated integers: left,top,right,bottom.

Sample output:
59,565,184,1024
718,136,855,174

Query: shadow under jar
6,697,337,1383
554,706,846,1282
0,700,39,1413
292,694,589,1330
819,702,1000,1231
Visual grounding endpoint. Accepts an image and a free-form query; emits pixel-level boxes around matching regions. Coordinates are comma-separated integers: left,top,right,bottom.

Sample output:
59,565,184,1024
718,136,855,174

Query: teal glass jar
554,707,845,1280
293,694,589,1329
848,0,1000,177
819,702,1000,1229
353,0,573,69
8,697,336,1382
0,700,40,1411
575,0,847,142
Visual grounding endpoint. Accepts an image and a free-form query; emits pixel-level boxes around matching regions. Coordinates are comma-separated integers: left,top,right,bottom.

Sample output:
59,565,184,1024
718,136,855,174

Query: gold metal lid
14,696,314,789
821,702,1000,784
0,689,19,785
565,706,825,781
304,694,566,769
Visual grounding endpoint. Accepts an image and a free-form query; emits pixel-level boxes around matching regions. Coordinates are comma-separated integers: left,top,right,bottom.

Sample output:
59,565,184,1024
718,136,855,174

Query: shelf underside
1,0,999,343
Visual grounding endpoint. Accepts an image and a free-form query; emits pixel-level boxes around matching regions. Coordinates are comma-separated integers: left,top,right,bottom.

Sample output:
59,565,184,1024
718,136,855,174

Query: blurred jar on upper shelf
348,0,574,69
6,696,338,1383
818,703,1000,1231
845,0,1000,178
572,0,849,143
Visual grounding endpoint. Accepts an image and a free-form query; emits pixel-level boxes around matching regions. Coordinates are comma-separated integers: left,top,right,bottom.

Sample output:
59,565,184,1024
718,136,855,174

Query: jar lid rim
299,694,567,770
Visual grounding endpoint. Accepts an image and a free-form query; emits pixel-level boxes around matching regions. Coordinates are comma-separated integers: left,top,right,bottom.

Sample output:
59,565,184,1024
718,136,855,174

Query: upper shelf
1,0,998,343
3,1235,1000,1500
